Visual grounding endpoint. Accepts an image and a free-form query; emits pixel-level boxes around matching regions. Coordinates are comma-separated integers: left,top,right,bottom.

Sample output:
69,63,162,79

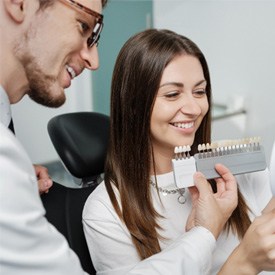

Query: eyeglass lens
88,21,103,47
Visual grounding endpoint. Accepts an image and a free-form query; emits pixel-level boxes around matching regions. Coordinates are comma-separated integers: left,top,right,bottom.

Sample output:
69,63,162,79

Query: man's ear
3,0,26,23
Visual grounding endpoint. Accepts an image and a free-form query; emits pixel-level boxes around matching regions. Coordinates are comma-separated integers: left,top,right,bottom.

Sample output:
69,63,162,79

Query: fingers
33,164,53,194
262,198,275,214
215,179,226,194
215,163,237,193
214,163,234,181
190,172,225,239
238,211,275,272
34,164,49,178
253,210,275,233
38,178,53,194
193,172,212,194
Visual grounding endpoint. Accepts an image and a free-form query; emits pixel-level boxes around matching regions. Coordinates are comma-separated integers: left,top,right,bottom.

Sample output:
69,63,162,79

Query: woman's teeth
172,122,194,129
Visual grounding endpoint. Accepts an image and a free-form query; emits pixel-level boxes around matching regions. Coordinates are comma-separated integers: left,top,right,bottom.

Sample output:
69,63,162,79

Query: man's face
15,0,102,107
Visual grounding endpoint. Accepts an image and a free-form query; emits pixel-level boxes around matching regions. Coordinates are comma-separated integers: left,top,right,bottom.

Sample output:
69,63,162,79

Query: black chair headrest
47,112,110,179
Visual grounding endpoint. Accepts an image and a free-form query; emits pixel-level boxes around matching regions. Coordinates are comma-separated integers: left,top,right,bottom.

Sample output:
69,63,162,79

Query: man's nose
80,44,99,70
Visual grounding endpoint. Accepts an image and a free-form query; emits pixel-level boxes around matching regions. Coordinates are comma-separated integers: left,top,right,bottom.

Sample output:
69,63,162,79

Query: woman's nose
180,95,201,116
80,44,99,70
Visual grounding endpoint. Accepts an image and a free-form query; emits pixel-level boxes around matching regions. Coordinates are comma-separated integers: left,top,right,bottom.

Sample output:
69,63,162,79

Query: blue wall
92,0,153,115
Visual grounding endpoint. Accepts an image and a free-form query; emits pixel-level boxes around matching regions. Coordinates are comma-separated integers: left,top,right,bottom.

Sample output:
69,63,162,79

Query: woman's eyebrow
194,79,207,87
159,79,206,88
159,82,183,88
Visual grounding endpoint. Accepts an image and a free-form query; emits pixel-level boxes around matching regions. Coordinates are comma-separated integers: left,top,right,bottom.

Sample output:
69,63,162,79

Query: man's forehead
78,0,102,13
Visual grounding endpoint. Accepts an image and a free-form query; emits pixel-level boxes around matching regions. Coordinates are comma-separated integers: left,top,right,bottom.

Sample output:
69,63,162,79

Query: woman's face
150,54,209,158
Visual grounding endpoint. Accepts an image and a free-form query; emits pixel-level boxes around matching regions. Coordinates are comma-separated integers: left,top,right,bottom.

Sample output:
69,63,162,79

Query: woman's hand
186,163,238,239
218,209,275,275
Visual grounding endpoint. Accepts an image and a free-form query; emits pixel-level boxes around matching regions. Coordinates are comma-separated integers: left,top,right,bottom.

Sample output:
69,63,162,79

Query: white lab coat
0,123,88,275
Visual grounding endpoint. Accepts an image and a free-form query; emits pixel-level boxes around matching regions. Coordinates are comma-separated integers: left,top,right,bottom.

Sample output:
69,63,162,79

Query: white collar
0,85,12,127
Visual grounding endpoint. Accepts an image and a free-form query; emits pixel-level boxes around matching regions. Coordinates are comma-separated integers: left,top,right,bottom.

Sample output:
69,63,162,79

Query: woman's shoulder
83,181,110,214
85,180,110,203
83,180,120,220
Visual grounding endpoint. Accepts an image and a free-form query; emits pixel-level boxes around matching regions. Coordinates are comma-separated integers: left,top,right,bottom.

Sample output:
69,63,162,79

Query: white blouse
83,169,272,275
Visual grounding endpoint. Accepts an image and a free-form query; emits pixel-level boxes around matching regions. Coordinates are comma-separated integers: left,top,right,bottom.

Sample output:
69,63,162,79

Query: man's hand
186,163,238,239
33,164,53,194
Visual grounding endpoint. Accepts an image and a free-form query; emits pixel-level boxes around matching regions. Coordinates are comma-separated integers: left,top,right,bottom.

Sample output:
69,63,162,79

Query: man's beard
24,55,66,108
13,13,67,108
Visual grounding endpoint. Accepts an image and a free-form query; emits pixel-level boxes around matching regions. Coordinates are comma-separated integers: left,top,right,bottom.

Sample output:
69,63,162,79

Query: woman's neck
150,148,174,175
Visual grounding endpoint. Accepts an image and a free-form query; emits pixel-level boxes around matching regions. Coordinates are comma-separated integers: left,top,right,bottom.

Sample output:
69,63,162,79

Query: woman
83,29,274,274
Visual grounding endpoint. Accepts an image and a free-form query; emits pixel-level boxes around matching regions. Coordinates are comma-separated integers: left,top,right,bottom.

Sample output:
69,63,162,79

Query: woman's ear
3,0,26,23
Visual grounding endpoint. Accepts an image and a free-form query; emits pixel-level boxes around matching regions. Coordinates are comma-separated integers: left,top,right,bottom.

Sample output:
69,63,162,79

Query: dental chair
41,112,110,275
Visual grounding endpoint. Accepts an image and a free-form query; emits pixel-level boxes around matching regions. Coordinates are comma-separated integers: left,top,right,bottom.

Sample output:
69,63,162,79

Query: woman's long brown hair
104,29,251,260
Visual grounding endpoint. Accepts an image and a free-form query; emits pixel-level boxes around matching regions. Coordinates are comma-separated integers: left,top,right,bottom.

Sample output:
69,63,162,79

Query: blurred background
12,0,275,186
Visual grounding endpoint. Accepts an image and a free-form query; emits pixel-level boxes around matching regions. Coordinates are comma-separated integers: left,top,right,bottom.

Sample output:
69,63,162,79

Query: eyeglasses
59,0,104,48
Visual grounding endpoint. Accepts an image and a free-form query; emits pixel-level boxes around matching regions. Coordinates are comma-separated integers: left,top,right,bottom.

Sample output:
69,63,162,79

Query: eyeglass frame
59,0,104,48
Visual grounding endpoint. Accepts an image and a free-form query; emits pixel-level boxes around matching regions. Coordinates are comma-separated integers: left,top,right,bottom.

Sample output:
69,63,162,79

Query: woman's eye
193,89,207,97
164,91,180,99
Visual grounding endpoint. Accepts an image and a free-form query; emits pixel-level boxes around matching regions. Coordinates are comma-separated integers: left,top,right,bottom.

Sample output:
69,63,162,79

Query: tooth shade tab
174,144,192,160
172,136,266,188
174,137,262,161
195,137,262,159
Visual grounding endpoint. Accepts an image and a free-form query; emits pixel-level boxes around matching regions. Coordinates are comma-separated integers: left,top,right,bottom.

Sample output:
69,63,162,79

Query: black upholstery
41,183,97,274
47,112,110,183
41,112,110,274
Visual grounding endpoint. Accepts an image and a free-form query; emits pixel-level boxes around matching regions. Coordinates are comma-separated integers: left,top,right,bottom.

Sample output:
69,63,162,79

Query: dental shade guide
172,137,267,188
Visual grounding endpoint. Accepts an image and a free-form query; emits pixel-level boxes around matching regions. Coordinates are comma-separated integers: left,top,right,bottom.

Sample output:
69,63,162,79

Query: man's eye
79,21,90,34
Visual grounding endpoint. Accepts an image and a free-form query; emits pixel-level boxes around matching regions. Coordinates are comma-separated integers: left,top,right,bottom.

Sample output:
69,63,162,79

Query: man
0,0,106,274
0,1,252,274
1,0,107,195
